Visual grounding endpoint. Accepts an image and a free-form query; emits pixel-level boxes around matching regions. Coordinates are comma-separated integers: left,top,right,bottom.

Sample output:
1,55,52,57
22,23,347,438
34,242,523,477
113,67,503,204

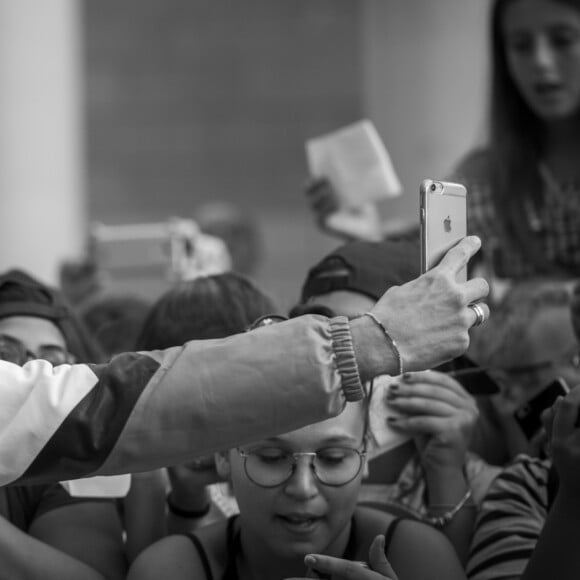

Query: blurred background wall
0,0,490,309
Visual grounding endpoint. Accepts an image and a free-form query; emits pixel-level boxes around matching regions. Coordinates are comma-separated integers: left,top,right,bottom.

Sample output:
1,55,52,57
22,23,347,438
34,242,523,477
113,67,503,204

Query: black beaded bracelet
166,492,211,518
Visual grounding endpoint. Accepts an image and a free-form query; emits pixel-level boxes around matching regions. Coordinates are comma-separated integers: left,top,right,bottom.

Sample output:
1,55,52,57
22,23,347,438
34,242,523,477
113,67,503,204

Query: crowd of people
2,0,580,578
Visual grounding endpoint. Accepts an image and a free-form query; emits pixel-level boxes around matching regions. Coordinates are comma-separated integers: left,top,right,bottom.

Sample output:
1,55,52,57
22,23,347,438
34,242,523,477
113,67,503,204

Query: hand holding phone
513,377,570,440
420,179,467,283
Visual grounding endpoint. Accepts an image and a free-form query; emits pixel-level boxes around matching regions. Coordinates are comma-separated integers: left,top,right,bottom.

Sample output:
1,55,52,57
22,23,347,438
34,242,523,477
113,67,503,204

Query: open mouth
533,81,564,96
277,514,322,530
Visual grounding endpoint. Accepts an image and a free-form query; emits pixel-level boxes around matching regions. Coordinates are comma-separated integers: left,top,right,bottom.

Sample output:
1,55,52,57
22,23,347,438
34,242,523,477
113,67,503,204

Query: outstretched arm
0,238,488,486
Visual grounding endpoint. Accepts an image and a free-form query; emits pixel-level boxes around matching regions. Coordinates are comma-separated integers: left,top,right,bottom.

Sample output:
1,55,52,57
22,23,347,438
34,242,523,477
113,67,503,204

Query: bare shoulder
390,517,454,550
388,519,466,580
352,505,402,544
127,534,208,580
354,505,399,523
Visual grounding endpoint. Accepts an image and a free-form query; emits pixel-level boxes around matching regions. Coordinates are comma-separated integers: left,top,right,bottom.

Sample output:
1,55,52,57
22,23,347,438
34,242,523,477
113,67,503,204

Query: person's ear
215,451,232,480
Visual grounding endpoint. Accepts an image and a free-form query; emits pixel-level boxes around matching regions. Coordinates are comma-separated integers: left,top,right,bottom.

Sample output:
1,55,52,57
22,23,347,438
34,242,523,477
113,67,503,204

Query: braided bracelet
424,489,473,528
362,312,404,376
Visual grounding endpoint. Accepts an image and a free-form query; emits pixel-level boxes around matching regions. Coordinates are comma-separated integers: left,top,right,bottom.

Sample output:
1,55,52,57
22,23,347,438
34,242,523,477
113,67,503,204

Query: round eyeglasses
237,445,366,488
0,334,73,367
246,314,289,331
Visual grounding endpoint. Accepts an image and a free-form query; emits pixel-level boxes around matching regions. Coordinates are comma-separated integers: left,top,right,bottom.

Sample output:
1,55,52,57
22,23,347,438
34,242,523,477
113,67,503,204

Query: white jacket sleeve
0,315,363,486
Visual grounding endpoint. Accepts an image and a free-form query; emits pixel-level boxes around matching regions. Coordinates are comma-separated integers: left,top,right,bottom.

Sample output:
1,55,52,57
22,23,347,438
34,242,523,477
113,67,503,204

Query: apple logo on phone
443,216,452,233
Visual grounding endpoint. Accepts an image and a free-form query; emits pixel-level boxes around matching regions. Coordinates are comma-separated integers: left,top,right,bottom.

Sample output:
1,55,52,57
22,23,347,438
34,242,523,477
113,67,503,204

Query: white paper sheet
306,119,402,207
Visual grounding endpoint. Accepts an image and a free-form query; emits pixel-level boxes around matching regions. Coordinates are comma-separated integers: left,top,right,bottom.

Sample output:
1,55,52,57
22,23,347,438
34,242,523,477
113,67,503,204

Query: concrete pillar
0,0,85,284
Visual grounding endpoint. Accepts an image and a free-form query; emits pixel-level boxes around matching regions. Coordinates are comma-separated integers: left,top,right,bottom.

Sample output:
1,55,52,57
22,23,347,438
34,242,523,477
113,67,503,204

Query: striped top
467,455,549,580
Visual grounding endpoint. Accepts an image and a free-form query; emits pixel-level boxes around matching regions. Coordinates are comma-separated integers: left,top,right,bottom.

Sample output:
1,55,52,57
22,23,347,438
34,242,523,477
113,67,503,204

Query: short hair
135,272,278,350
79,293,152,358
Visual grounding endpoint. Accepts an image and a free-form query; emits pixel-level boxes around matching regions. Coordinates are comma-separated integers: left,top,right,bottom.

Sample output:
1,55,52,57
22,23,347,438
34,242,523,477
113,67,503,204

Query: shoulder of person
484,454,550,512
128,533,214,580
493,454,550,488
354,505,399,527
351,505,402,560
189,517,232,577
451,148,492,183
387,518,465,578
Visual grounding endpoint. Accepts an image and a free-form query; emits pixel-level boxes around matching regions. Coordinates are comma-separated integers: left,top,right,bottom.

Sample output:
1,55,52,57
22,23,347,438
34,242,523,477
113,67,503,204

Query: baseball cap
301,237,420,303
0,269,104,363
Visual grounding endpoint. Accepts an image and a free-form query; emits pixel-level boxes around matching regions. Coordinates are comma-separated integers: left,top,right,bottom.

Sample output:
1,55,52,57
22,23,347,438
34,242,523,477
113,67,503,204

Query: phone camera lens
430,184,437,192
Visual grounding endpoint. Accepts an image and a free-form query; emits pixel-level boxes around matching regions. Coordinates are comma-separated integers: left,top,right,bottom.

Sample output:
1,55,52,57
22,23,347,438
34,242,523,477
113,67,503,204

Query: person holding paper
304,120,415,244
0,238,488,488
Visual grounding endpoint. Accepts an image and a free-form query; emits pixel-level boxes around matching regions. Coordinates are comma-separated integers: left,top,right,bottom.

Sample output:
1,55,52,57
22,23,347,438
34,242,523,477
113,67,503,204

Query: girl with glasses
129,361,467,580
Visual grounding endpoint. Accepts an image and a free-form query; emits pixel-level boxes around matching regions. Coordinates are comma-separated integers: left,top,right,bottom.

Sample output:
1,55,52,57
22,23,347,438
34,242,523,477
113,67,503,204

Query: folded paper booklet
367,375,411,460
306,119,402,207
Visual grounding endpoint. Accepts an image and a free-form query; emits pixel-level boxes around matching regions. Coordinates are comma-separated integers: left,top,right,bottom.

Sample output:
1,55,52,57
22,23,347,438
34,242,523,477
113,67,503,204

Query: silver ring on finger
468,303,486,327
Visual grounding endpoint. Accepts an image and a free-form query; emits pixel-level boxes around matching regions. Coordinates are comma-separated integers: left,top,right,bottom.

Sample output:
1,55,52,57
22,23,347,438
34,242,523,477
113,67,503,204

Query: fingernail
305,555,316,566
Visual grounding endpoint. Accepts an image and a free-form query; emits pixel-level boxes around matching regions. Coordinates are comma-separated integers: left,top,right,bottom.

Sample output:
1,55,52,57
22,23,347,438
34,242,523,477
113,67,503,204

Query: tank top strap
222,515,241,580
342,515,359,561
184,532,214,580
383,517,402,557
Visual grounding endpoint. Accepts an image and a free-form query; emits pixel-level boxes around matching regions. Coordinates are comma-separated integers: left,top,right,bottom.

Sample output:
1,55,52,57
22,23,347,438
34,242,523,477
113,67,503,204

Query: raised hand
369,236,490,373
385,370,478,471
305,178,384,243
542,388,580,500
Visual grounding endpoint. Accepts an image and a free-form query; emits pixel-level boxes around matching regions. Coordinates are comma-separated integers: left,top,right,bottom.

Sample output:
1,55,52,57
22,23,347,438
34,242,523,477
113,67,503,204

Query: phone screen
420,179,467,282
513,378,570,440
437,355,500,396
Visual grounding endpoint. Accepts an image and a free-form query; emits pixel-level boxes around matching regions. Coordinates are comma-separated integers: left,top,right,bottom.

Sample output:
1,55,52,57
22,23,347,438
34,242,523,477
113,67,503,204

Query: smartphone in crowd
513,377,570,440
420,179,467,283
441,355,500,396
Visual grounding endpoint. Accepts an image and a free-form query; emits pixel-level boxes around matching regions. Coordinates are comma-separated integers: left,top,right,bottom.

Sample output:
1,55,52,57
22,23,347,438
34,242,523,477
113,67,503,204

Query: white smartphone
420,179,467,282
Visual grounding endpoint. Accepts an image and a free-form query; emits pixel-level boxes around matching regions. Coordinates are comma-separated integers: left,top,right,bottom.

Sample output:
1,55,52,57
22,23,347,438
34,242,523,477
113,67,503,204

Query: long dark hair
486,0,580,272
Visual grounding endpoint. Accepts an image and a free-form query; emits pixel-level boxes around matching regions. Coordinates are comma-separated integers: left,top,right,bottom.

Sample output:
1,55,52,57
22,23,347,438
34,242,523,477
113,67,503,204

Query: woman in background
307,0,580,284
454,0,580,279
